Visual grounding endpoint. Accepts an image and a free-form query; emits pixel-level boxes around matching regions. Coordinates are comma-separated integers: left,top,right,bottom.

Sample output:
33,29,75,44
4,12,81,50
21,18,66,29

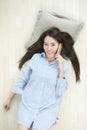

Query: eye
51,43,55,46
44,43,48,46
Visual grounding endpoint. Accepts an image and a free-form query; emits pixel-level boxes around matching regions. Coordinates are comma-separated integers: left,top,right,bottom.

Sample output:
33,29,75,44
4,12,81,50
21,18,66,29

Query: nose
47,46,51,51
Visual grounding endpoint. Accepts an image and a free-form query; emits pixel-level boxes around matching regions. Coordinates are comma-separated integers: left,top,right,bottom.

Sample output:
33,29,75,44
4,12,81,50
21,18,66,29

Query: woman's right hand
3,98,11,111
3,92,16,111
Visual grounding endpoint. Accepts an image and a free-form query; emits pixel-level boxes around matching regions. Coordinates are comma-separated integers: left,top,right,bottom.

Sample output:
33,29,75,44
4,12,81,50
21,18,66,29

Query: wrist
58,73,65,79
59,72,64,78
58,76,65,79
8,92,16,101
58,74,65,79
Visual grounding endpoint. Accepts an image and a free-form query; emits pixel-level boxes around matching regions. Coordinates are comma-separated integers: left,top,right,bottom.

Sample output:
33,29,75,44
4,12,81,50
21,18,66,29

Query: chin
47,54,54,59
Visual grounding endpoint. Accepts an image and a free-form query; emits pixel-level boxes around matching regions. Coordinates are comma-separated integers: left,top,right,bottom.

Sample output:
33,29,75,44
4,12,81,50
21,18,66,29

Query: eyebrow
44,42,55,44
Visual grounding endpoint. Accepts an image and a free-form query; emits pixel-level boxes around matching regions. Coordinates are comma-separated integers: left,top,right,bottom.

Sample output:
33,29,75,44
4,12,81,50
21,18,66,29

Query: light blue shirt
12,52,69,109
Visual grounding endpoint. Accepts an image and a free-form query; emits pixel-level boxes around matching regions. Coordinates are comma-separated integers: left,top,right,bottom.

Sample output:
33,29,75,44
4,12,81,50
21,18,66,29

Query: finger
55,54,60,59
55,55,59,59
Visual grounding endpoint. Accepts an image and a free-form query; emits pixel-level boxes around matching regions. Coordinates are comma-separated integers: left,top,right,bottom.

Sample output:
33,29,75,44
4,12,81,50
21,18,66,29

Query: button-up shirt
12,52,69,109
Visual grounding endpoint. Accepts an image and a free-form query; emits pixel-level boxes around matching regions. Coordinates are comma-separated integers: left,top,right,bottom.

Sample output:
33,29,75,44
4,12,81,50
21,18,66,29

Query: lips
47,53,51,55
47,52,52,55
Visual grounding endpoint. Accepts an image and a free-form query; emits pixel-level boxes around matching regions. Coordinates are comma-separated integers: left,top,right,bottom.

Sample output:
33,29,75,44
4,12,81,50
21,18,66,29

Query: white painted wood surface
0,0,87,130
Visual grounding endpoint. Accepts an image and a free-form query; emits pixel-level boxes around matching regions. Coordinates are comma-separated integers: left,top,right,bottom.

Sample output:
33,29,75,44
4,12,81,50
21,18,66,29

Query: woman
4,27,80,130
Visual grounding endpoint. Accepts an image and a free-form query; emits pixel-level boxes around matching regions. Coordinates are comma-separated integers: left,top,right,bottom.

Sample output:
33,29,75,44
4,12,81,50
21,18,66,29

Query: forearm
58,69,64,78
58,59,64,78
7,92,16,101
58,64,64,78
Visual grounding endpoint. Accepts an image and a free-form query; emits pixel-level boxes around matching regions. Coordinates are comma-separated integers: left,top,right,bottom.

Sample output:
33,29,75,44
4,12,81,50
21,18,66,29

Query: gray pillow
25,10,84,48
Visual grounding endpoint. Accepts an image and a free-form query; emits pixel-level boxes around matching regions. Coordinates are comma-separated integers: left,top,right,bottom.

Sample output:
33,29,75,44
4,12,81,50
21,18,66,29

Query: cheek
43,45,46,51
54,47,58,52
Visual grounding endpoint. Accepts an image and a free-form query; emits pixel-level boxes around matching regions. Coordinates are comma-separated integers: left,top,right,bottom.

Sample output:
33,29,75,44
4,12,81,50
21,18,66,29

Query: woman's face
43,35,59,61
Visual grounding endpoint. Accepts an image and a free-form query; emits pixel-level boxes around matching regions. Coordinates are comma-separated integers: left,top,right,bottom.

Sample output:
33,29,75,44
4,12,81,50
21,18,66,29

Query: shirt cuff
55,78,68,97
11,88,23,95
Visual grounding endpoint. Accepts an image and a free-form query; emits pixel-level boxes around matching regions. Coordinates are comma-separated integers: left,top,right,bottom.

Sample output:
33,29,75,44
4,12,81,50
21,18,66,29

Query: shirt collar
41,52,46,57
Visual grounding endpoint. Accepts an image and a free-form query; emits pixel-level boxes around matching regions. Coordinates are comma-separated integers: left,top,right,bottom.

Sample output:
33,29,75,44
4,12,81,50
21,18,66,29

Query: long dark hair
19,27,80,82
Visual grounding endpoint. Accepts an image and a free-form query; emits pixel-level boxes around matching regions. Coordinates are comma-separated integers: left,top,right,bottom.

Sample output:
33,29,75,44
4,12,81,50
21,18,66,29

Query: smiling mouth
47,53,52,55
47,51,52,54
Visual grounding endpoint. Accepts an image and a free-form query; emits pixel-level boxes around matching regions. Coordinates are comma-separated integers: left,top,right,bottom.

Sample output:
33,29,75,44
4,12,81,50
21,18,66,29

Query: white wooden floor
0,0,87,130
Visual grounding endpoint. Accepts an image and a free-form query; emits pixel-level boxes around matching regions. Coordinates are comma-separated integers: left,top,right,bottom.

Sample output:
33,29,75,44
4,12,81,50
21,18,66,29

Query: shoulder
31,53,41,60
23,53,42,68
28,53,42,64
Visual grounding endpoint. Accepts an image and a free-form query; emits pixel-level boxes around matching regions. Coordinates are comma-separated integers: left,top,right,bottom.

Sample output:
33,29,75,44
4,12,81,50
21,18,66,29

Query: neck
47,57,55,63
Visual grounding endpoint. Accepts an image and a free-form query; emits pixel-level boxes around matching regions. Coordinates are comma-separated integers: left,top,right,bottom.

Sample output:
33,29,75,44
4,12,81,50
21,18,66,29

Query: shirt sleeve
11,53,39,95
55,59,69,97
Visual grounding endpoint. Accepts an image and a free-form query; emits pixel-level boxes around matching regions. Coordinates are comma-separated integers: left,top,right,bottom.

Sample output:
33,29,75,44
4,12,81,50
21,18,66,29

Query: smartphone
57,43,62,54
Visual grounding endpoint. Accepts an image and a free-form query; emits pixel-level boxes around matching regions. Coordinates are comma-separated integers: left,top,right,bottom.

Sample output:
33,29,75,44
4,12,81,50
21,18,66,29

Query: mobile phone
57,43,62,54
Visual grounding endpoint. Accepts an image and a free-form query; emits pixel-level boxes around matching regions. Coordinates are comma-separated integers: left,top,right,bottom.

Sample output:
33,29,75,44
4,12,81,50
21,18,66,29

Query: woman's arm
55,53,65,78
55,53,69,97
3,54,39,111
12,53,38,94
